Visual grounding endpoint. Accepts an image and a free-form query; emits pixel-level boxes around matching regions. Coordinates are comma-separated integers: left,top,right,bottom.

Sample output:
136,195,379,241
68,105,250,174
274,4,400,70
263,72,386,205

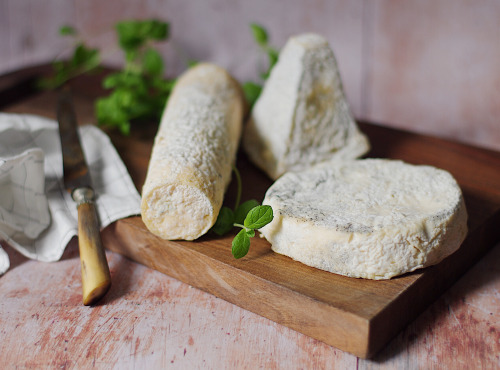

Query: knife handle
73,187,111,306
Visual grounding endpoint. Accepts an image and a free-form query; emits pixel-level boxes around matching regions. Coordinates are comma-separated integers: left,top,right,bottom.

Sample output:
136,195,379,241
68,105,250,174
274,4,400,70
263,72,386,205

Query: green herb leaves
212,198,263,237
244,205,273,229
211,207,235,236
211,167,274,259
213,202,274,259
116,19,169,52
234,199,260,224
43,20,277,132
249,23,280,78
38,26,100,90
231,205,273,259
232,229,251,259
41,20,176,136
96,19,174,135
250,23,269,46
241,82,262,109
243,23,280,107
59,25,77,36
230,205,273,259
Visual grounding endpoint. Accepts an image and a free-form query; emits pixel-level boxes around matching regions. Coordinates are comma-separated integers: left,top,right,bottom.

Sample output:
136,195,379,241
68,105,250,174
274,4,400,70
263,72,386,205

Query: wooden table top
0,66,499,369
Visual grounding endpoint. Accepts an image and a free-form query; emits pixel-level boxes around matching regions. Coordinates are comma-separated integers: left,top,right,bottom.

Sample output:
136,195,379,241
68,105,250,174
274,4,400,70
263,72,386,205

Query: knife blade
57,91,111,306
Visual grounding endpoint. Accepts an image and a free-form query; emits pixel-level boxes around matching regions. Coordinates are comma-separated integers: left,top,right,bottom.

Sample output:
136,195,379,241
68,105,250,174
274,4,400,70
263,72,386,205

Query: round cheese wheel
261,159,468,279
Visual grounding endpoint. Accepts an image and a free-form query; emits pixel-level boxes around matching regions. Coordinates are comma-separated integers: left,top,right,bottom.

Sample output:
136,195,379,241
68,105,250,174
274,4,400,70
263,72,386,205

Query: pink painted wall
1,0,499,151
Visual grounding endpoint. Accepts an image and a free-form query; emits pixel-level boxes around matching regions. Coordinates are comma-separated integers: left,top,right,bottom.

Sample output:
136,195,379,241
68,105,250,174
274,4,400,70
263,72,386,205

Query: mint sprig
38,26,100,90
212,167,274,259
40,20,182,136
96,19,175,135
244,205,274,229
232,229,251,259
242,23,279,107
241,82,262,109
211,207,235,236
234,199,260,224
231,205,273,259
250,23,279,80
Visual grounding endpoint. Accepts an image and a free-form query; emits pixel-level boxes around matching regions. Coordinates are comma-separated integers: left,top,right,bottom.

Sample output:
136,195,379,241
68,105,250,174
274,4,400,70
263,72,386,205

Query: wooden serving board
2,66,500,358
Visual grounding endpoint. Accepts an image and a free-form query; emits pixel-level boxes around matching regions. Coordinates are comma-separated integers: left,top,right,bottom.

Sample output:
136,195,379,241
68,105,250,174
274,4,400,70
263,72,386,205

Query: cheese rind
141,63,244,240
260,159,468,279
243,33,370,180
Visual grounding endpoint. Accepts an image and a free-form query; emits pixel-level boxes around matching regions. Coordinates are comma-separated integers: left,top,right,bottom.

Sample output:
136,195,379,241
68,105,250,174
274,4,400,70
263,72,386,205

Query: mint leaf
116,20,169,51
245,23,279,106
187,59,199,68
40,27,101,90
60,25,76,36
234,199,260,224
116,21,146,51
96,19,172,134
250,23,268,46
153,78,176,94
102,73,122,89
146,20,169,40
72,43,99,69
96,95,131,135
261,48,279,79
244,205,273,229
242,82,262,108
143,49,164,76
41,19,175,136
125,49,140,65
208,166,274,258
268,48,279,68
232,229,251,259
246,229,256,238
212,207,235,236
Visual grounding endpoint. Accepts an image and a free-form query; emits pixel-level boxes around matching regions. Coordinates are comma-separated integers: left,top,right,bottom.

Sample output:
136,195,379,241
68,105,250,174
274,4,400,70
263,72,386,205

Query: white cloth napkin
0,113,142,274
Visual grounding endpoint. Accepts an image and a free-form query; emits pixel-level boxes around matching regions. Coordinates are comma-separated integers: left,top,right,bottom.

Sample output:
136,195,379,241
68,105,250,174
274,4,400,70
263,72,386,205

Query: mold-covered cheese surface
243,33,370,180
261,159,468,279
141,63,244,240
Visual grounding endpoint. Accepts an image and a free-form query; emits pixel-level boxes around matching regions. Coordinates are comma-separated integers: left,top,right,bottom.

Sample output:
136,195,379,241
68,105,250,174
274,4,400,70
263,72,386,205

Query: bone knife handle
73,187,111,306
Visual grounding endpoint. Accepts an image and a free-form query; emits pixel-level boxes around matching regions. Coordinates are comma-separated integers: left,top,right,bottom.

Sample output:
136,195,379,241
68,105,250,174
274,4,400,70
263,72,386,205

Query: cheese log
141,63,244,240
260,159,468,280
243,33,370,180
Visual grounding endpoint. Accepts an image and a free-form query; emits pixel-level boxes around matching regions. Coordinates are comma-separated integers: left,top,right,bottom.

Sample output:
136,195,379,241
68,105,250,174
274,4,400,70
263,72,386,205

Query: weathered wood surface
0,67,499,367
2,0,500,153
101,122,500,358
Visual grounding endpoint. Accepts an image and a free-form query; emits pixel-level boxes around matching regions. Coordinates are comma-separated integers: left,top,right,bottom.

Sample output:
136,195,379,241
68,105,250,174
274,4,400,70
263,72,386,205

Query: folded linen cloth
0,113,142,275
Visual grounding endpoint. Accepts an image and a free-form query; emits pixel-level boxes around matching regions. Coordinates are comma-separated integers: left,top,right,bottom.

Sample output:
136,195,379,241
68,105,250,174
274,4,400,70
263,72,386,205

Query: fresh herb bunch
38,26,100,89
42,21,276,258
242,23,279,107
211,166,274,259
96,19,175,135
40,20,175,136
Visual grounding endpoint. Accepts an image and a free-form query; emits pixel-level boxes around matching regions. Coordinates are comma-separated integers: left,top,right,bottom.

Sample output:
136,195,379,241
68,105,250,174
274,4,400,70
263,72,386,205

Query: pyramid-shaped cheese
243,33,370,180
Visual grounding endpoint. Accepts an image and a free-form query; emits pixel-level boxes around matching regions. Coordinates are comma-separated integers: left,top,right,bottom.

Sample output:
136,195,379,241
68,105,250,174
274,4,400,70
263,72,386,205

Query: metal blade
57,92,92,191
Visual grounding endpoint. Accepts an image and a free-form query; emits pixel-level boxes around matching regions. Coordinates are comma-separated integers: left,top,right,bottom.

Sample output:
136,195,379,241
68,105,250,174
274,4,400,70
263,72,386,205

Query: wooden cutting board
2,66,500,358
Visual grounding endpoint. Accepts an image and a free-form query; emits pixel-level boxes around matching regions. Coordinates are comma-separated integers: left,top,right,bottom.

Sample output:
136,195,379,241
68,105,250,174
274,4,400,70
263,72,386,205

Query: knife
57,91,111,306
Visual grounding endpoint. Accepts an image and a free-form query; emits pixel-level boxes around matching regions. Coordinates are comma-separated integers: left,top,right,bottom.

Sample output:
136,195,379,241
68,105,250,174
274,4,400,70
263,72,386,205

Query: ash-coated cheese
260,159,468,279
141,63,245,240
243,33,370,180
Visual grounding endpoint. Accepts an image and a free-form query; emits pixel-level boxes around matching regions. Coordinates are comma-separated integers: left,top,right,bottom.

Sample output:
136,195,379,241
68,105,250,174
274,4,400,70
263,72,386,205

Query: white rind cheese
243,33,370,180
141,63,245,240
260,159,468,279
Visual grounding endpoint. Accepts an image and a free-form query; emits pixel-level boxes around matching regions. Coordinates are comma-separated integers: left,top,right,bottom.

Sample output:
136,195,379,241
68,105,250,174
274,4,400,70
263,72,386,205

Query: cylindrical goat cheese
141,63,245,240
